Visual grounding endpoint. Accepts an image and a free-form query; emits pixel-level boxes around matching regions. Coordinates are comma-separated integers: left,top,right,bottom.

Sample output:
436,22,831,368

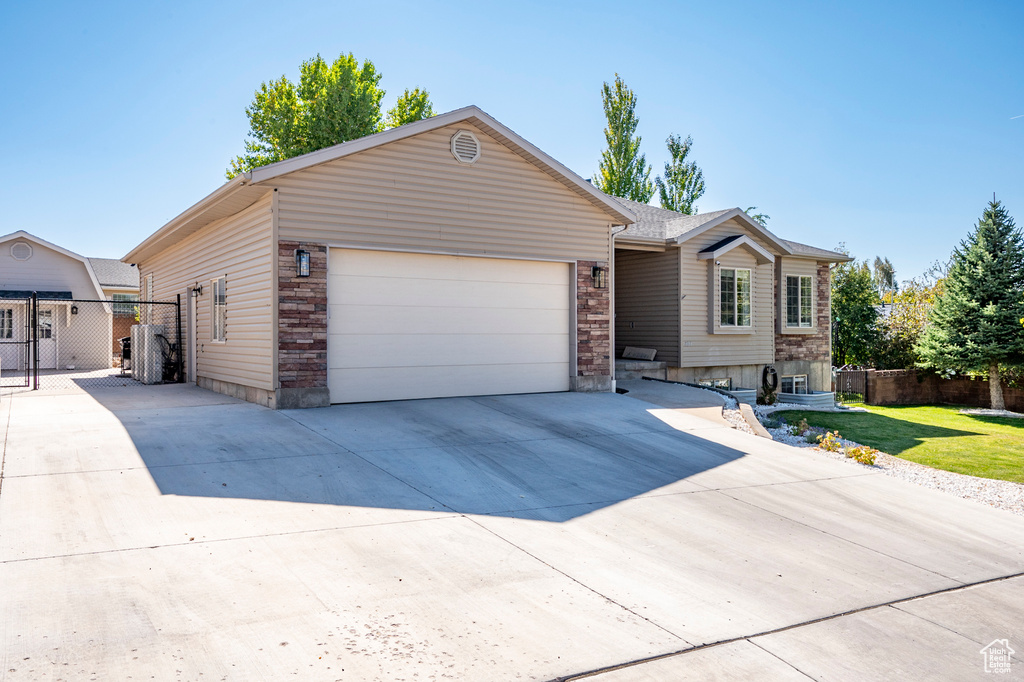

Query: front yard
772,404,1024,484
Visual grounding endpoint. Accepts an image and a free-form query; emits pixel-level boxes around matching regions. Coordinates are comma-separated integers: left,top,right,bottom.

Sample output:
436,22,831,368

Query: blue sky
2,0,1021,281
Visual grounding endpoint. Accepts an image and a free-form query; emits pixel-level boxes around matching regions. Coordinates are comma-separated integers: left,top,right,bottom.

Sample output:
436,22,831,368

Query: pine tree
594,75,653,202
654,134,705,214
916,200,1024,410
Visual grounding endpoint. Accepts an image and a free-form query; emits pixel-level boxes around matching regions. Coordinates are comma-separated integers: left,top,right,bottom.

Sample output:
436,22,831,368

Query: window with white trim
780,375,808,394
212,277,226,342
720,268,751,327
786,275,813,328
112,293,139,319
0,309,12,339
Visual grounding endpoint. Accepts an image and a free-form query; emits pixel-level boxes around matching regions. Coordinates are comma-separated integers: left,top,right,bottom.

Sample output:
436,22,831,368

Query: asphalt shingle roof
88,258,139,288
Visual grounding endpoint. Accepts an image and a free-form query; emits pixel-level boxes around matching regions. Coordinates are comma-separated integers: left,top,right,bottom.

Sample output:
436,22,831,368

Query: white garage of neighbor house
0,231,113,373
123,106,635,408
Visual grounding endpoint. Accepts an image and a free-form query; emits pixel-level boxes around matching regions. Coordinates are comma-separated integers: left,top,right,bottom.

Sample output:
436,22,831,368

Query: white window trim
0,308,12,339
211,276,226,343
780,374,808,394
785,273,814,328
719,267,753,329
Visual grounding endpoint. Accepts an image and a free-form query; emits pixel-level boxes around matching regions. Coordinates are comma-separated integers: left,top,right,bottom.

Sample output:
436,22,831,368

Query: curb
739,403,773,439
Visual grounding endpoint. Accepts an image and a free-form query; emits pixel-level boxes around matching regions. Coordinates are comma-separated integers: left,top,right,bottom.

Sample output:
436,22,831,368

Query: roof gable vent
10,242,32,261
450,130,481,164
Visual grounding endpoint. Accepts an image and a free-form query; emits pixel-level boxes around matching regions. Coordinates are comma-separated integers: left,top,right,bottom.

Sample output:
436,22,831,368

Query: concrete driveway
1,384,1022,680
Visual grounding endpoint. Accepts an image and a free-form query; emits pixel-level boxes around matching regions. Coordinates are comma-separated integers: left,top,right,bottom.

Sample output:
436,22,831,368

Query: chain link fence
5,296,184,391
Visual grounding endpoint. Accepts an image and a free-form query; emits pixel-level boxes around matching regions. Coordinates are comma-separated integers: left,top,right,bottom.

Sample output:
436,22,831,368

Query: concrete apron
1,384,1023,681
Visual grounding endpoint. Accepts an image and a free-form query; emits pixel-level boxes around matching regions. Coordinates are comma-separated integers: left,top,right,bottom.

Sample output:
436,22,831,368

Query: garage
327,248,572,403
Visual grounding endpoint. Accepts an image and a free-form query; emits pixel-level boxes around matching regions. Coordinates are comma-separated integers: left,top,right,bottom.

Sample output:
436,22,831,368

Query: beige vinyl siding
614,249,680,365
0,239,101,298
140,195,274,390
274,123,612,263
777,257,818,334
680,219,774,367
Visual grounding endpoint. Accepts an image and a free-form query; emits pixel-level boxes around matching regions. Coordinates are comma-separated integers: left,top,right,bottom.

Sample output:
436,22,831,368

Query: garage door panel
329,333,571,369
332,249,569,284
328,249,573,404
330,275,569,310
330,364,572,403
330,305,569,336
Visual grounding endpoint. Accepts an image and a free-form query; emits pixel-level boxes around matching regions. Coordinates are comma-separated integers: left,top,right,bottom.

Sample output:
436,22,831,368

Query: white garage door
328,249,572,403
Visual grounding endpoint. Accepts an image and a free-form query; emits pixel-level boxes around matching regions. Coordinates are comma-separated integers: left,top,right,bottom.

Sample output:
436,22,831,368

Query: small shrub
758,386,778,406
817,430,843,452
846,445,878,465
804,427,826,444
789,418,811,436
761,414,783,429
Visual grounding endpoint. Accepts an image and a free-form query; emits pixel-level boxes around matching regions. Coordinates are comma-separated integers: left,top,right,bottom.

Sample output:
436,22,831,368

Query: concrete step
615,359,667,381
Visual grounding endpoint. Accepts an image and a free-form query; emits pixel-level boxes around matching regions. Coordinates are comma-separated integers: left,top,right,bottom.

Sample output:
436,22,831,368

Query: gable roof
613,198,792,255
697,234,775,264
88,258,139,288
0,230,106,299
125,106,636,263
613,198,851,262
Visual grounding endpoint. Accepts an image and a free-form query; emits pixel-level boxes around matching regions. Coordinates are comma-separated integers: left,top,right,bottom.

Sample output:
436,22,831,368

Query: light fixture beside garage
296,249,311,277
592,265,607,288
450,130,481,164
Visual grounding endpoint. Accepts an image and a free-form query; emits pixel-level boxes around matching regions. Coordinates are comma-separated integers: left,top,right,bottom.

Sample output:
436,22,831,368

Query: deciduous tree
384,88,434,128
654,135,704,214
594,75,653,203
831,253,881,366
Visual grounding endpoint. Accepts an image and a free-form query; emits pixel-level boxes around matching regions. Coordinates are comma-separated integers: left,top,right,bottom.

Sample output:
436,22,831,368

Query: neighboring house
0,231,113,372
123,106,634,409
88,257,140,357
612,200,851,398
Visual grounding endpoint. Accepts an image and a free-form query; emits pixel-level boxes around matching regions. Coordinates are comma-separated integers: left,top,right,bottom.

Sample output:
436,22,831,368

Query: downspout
609,224,628,391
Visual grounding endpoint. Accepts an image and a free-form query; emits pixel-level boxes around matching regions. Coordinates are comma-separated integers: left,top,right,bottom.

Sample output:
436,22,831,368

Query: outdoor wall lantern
591,265,607,289
191,283,203,298
70,305,78,315
296,249,311,277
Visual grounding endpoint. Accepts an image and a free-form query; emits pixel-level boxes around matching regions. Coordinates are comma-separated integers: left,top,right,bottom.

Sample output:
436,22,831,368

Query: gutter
122,173,253,263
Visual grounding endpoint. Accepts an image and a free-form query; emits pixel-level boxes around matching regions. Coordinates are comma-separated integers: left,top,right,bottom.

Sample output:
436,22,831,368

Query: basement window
780,375,808,394
698,378,733,390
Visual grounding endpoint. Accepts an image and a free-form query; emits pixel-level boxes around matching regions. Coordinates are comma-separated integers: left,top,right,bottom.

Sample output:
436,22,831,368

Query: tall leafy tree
385,88,435,128
874,279,941,369
594,75,653,202
831,254,881,366
227,53,388,177
654,134,704,214
916,200,1024,410
873,256,897,299
744,207,770,227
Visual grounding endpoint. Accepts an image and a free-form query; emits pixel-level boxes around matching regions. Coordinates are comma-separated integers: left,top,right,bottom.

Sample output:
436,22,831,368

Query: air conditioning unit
131,324,165,385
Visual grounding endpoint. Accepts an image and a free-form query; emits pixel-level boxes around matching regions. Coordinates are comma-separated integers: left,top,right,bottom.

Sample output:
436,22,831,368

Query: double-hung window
112,293,140,319
0,309,12,339
786,275,813,327
720,268,751,327
212,276,227,342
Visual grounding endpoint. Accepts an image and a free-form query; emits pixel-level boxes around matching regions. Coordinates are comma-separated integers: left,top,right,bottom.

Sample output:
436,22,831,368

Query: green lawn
772,404,1024,483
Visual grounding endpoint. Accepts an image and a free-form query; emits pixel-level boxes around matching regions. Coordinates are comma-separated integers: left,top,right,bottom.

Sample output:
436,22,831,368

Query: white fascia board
675,208,793,256
122,175,252,263
246,105,636,226
697,235,776,264
0,230,107,300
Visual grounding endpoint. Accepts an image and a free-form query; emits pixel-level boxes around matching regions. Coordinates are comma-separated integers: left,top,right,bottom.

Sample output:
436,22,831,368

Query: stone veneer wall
775,262,831,363
277,241,330,408
576,260,611,390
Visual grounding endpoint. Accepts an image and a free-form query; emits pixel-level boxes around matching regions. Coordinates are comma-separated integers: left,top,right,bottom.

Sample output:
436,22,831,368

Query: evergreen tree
654,134,704,214
916,200,1024,410
594,75,653,202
